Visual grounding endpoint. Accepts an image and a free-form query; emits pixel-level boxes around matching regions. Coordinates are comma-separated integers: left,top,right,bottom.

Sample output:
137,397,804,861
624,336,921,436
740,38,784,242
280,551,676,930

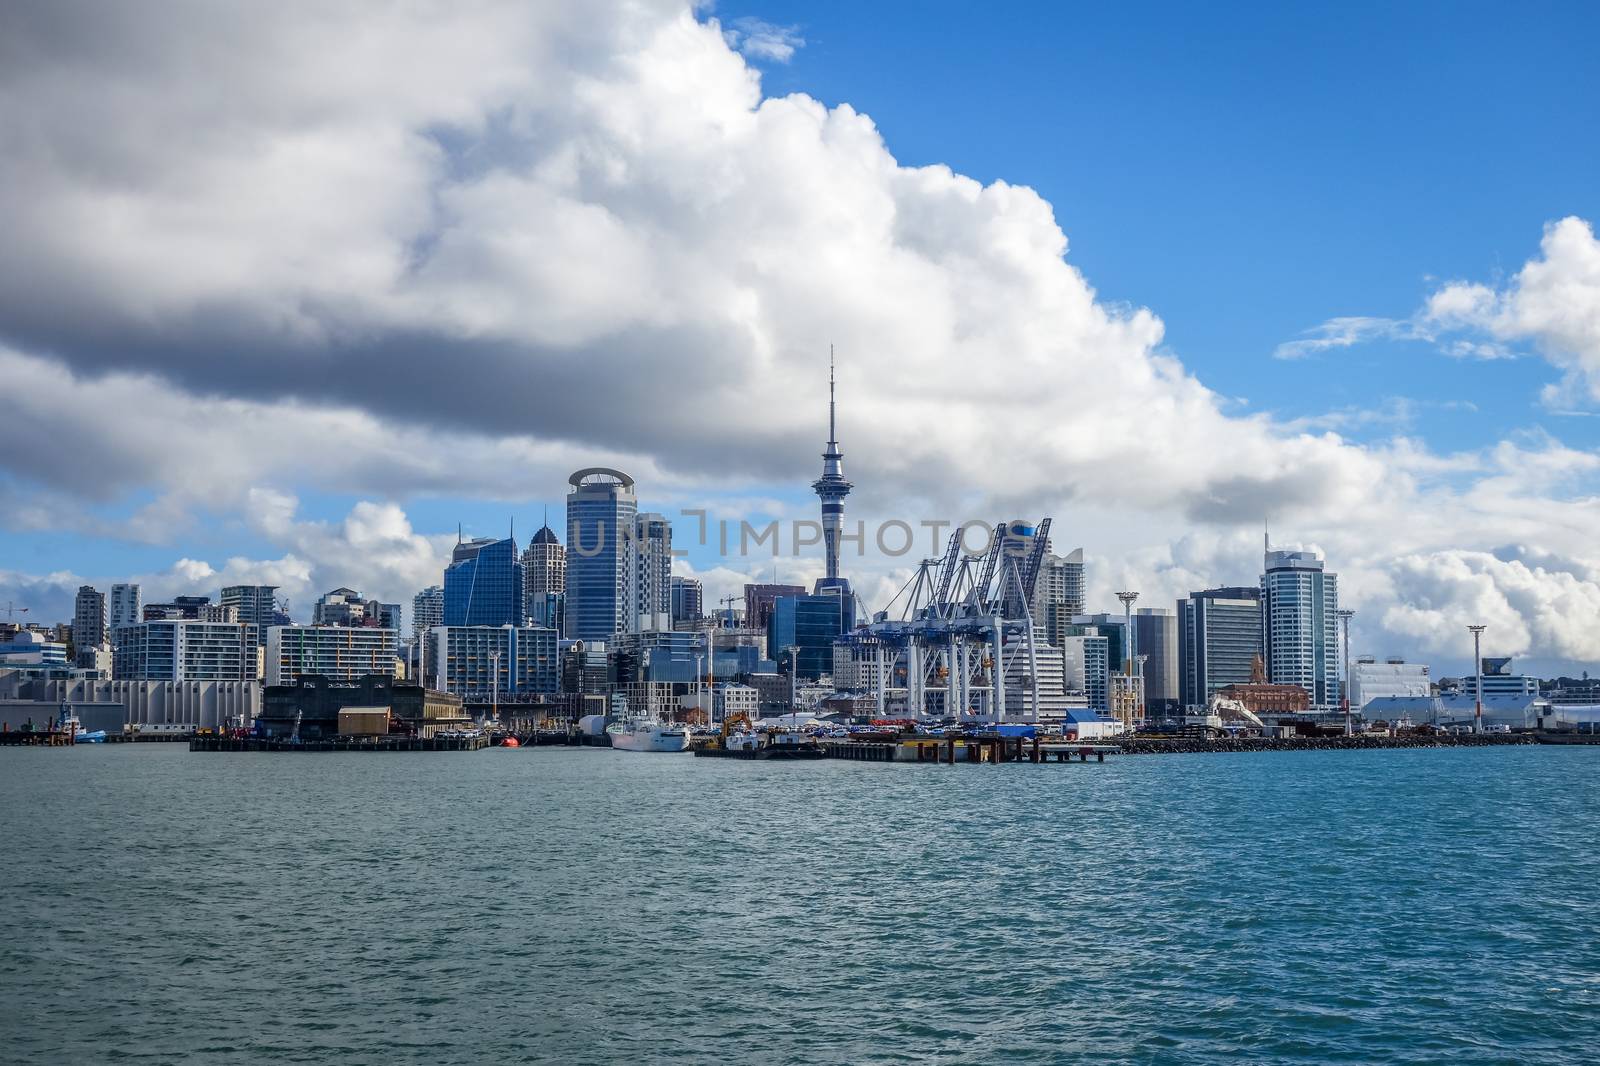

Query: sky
2,1,1600,677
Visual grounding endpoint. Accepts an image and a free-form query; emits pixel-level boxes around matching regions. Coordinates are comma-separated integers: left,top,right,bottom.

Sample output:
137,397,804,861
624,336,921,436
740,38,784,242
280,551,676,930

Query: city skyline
3,2,1600,679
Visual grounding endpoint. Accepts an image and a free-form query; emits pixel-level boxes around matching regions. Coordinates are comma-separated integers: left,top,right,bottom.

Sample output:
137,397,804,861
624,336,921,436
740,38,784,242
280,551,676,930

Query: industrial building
1348,657,1431,708
256,674,467,740
0,673,260,733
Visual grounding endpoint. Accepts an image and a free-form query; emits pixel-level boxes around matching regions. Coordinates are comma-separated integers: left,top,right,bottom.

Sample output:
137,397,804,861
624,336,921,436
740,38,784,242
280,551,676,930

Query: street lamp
1468,624,1486,734
1337,609,1355,735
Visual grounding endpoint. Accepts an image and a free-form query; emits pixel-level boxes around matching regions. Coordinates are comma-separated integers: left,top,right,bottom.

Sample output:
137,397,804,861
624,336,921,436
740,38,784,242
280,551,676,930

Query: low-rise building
0,673,260,733
256,674,466,740
1349,657,1431,708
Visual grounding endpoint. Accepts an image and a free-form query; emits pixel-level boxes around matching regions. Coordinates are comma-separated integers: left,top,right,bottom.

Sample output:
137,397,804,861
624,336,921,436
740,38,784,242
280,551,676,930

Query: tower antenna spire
828,343,837,447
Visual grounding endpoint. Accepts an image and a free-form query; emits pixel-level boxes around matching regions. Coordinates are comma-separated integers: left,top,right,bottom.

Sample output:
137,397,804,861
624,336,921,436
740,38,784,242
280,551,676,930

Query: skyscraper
109,583,142,635
1261,545,1340,709
1134,607,1179,715
443,537,524,628
1032,548,1085,644
1177,587,1264,710
73,585,107,663
669,576,703,625
632,512,672,632
412,585,444,637
565,468,637,641
521,522,566,630
810,352,852,595
221,585,279,635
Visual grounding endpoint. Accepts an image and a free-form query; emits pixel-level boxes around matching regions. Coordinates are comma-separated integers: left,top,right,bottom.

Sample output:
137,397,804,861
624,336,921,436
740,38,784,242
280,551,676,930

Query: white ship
606,716,691,753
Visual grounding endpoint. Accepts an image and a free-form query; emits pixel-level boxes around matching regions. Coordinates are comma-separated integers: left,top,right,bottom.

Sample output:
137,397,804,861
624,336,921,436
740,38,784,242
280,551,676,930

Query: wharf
0,730,74,747
190,734,490,753
823,735,1120,764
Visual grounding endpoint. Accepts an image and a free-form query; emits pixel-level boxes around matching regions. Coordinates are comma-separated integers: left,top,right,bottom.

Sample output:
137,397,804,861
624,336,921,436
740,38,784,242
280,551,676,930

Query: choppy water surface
2,744,1597,1064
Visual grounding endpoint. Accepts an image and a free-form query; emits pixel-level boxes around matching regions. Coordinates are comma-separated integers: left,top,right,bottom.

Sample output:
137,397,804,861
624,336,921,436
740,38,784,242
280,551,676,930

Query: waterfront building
266,625,399,685
73,585,108,667
1062,632,1110,712
713,682,758,722
1000,641,1078,722
1468,657,1540,699
412,586,444,637
522,523,566,630
768,592,854,679
1032,548,1086,645
669,576,703,626
1177,586,1264,709
109,583,142,634
429,625,558,699
221,585,280,635
113,620,259,681
566,468,637,640
1134,607,1180,715
1349,657,1431,709
632,512,673,632
618,681,678,719
744,583,805,639
1261,546,1341,709
257,674,467,740
811,356,852,597
560,640,613,695
0,675,260,733
443,537,524,628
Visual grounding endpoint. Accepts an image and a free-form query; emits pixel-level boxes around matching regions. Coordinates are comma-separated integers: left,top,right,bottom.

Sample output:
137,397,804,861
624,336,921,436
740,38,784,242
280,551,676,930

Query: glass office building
565,468,638,641
443,537,524,628
1177,586,1264,710
767,592,854,680
1262,549,1340,710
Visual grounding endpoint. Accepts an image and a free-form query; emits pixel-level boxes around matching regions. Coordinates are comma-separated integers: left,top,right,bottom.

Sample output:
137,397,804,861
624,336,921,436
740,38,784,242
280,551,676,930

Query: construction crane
2,601,28,619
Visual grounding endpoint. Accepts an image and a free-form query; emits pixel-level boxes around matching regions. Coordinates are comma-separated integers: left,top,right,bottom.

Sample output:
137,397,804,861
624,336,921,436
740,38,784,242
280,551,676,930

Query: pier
817,734,1122,764
190,734,490,753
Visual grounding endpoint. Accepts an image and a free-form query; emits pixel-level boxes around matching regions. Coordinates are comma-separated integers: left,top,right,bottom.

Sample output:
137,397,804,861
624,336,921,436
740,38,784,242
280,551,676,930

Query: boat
59,708,106,743
606,715,691,753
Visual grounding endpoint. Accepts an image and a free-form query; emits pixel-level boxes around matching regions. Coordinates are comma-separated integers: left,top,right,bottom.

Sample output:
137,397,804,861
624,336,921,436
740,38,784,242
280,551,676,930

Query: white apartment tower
1261,543,1341,710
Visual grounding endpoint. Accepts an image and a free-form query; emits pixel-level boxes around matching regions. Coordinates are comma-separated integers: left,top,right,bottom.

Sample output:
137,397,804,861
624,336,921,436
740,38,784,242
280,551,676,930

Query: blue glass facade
767,593,854,679
443,537,524,627
566,470,637,641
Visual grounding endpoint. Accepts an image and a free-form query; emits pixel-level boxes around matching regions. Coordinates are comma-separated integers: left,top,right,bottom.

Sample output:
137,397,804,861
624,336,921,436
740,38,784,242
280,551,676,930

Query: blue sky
726,0,1600,447
5,1,1600,675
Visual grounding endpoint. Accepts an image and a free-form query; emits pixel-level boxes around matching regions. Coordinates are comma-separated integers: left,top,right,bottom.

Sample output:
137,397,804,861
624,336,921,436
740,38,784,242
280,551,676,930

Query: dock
823,734,1119,764
189,734,490,753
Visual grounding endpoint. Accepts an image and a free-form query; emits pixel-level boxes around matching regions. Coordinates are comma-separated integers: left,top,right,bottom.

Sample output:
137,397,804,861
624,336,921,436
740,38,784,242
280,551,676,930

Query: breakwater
1119,733,1537,755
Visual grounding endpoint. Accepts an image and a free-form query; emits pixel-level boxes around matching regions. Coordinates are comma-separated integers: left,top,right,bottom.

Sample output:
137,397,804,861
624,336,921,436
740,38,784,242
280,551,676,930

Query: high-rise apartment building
669,576,703,625
113,620,260,681
266,625,398,685
412,586,444,637
73,585,107,658
521,524,566,631
1177,587,1264,710
565,469,637,641
443,538,524,628
1062,632,1110,712
221,585,279,635
1032,548,1085,644
633,513,673,632
1261,547,1340,709
109,583,142,635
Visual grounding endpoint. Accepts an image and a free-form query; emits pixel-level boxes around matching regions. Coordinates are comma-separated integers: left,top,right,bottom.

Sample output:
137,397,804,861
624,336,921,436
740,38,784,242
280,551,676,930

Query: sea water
2,743,1596,1064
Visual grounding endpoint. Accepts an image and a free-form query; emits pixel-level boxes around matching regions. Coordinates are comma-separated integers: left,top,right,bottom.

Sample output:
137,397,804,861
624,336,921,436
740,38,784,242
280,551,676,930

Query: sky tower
812,348,853,595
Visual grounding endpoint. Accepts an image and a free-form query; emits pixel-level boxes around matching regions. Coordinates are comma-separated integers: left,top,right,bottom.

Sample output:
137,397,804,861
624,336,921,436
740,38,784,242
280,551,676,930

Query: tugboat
60,704,106,744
